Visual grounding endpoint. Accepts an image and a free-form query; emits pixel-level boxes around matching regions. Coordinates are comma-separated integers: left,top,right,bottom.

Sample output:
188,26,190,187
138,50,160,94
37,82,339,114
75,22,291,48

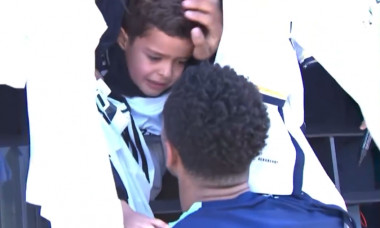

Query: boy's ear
117,28,129,51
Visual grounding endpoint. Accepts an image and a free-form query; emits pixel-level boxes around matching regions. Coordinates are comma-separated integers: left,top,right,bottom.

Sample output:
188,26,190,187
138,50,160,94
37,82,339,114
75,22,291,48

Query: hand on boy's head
182,0,222,60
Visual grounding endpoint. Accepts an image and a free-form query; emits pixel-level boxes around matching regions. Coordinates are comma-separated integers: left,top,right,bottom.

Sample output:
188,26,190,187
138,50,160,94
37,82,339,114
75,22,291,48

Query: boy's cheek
173,65,186,79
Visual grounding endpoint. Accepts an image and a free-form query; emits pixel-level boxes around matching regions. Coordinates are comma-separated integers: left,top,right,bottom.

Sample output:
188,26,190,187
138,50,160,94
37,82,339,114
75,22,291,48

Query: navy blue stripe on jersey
277,106,304,196
105,91,150,183
110,161,129,201
130,115,150,183
97,105,111,125
121,129,138,162
97,94,106,107
278,106,284,121
105,101,117,122
290,134,305,195
261,94,285,107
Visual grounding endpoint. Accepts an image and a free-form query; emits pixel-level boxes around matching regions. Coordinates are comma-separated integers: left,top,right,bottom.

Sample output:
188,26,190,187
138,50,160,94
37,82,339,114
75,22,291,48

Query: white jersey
96,79,169,216
96,79,155,217
215,0,346,210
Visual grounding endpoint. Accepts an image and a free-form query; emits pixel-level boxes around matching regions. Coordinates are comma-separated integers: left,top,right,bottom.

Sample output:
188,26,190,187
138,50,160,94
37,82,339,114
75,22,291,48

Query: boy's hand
182,0,222,60
121,200,169,228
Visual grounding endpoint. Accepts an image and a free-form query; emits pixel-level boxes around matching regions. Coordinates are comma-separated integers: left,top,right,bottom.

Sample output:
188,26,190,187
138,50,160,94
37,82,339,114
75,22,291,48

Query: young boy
95,0,221,227
162,63,353,228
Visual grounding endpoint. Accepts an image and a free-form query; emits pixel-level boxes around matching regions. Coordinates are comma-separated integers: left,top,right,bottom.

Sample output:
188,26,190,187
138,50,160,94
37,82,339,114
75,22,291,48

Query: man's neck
178,174,250,211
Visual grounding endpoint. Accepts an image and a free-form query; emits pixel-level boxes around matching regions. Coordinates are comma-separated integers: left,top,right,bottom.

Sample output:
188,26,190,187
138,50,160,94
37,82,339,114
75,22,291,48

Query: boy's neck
178,173,250,211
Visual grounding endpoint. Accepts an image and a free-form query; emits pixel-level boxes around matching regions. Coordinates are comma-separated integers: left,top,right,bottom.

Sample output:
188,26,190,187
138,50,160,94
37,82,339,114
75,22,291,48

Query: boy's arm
120,200,169,228
110,159,167,227
182,0,222,60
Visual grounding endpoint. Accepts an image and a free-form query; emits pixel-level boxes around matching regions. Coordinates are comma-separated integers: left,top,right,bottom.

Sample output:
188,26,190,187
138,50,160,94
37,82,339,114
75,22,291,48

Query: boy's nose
159,62,173,79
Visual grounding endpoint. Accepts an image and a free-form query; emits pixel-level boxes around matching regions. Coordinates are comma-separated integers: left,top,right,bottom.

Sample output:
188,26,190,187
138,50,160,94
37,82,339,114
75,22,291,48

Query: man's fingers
95,69,103,80
191,27,213,60
184,10,213,28
151,218,170,228
183,3,223,43
182,0,216,13
191,27,206,46
140,225,155,228
183,0,222,60
360,121,367,130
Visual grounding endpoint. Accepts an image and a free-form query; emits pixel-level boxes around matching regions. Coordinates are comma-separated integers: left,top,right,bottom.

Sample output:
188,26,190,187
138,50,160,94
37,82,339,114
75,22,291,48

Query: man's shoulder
172,208,222,228
173,193,347,228
172,195,257,228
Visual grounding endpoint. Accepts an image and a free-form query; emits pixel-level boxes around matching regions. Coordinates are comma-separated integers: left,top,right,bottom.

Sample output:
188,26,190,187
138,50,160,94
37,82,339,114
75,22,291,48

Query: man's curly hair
123,0,202,43
163,63,269,180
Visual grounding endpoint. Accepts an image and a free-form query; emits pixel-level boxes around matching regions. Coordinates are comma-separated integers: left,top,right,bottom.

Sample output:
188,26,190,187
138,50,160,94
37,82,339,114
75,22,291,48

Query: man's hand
95,69,103,80
182,0,223,60
121,200,169,228
360,121,367,130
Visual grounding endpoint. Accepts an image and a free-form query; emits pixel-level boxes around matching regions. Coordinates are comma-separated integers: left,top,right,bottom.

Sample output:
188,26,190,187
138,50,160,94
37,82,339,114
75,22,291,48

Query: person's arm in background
182,0,223,60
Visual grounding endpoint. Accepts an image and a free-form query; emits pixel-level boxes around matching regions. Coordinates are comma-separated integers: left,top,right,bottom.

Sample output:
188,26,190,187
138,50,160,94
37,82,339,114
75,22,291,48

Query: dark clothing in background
95,0,126,73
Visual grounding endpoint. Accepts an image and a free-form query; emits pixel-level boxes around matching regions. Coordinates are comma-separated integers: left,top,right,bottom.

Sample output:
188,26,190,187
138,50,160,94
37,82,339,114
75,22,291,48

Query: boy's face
119,27,193,96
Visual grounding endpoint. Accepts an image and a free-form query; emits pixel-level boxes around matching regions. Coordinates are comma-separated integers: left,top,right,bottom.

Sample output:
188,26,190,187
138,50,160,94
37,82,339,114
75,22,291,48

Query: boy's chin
142,88,168,97
140,81,171,97
144,91,163,97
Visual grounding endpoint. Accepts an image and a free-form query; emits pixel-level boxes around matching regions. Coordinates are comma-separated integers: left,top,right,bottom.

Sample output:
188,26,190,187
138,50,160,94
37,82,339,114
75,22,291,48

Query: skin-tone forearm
120,200,169,228
182,0,223,60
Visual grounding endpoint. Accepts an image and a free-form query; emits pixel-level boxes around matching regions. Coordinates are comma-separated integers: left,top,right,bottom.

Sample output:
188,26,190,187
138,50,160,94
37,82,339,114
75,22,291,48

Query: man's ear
117,28,129,51
163,140,181,177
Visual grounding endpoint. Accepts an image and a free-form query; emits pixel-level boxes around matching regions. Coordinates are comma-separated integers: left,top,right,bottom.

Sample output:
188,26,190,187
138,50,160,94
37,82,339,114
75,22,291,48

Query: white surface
1,1,123,227
292,0,380,147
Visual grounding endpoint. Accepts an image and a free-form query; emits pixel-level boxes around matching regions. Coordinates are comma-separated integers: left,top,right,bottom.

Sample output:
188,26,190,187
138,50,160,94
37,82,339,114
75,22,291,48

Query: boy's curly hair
123,0,202,43
163,63,269,181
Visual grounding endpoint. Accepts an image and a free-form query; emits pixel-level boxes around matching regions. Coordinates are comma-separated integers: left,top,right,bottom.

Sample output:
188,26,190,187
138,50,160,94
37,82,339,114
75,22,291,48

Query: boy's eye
148,55,161,61
178,59,188,65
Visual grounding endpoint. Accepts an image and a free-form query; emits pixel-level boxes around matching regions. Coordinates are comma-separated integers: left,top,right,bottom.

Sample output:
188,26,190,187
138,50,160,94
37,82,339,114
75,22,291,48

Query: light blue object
169,202,202,227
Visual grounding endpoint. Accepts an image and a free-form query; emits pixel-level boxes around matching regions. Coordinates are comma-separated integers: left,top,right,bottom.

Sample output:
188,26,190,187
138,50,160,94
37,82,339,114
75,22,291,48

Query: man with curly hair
162,63,349,228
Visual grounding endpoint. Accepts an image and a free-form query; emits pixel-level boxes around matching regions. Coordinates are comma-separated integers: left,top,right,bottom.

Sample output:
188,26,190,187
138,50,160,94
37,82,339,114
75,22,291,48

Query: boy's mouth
146,79,168,90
